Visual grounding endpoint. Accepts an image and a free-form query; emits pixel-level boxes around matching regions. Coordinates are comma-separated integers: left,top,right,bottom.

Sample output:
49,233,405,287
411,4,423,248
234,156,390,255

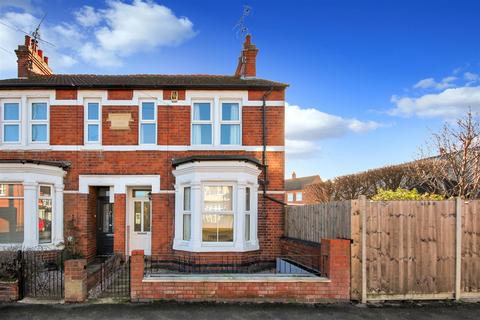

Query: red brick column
114,194,126,256
0,281,19,302
64,259,87,302
130,250,145,301
321,239,351,298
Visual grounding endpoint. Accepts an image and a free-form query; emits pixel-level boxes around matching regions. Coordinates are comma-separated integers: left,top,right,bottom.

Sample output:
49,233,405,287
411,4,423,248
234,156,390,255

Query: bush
0,249,20,282
371,188,445,201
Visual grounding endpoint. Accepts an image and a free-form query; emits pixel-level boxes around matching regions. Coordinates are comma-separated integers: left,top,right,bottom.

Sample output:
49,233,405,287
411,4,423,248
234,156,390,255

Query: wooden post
359,195,367,304
455,197,462,300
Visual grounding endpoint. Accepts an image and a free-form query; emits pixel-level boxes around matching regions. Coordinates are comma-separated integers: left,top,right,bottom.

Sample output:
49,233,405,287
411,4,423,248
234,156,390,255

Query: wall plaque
107,113,133,130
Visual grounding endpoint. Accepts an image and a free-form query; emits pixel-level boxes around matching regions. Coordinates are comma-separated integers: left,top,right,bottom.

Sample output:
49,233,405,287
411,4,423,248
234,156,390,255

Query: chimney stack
292,171,297,179
234,34,258,78
15,35,53,78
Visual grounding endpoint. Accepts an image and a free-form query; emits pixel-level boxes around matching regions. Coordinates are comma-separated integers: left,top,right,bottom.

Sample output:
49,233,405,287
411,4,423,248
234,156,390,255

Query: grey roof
285,175,321,191
0,159,70,170
172,155,262,168
0,74,288,90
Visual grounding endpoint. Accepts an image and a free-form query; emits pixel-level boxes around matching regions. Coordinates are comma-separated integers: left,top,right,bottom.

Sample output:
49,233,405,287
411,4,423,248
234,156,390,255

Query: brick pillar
114,194,126,256
130,250,144,301
321,239,351,299
64,259,87,302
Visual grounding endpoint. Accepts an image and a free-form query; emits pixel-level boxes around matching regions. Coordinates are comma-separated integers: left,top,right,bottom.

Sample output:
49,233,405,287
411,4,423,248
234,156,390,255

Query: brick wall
0,281,19,302
130,239,351,303
50,105,83,145
64,259,87,302
102,106,138,145
114,194,126,256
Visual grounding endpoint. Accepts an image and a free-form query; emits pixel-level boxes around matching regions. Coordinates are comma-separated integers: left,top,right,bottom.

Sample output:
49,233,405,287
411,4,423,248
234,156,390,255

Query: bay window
183,187,191,241
0,183,24,243
0,161,65,248
2,102,21,143
38,185,53,243
173,160,260,252
202,186,234,242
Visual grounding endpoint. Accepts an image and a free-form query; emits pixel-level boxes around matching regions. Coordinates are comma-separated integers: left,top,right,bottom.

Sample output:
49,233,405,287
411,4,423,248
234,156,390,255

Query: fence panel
462,200,480,296
365,200,457,300
285,201,351,242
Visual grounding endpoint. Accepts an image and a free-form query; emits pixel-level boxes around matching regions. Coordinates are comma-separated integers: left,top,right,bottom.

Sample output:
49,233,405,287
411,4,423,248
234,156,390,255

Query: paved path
1,302,479,319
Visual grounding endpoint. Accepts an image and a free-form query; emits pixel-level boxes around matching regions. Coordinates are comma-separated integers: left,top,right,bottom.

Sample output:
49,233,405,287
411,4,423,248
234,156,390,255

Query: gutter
261,88,288,208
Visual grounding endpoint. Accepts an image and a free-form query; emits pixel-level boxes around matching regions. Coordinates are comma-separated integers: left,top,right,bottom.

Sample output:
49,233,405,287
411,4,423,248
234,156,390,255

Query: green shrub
371,188,445,201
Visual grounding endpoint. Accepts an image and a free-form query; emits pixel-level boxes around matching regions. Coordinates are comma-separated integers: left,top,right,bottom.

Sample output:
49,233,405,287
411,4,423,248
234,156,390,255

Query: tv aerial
234,5,252,38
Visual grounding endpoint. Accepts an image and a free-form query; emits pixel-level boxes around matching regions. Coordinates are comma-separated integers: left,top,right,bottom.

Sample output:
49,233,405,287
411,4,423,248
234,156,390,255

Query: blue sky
1,0,480,179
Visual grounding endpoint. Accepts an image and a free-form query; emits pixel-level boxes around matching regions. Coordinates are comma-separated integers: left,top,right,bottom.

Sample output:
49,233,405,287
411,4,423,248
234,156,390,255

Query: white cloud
0,0,37,13
413,76,457,90
0,11,80,76
390,86,480,118
74,5,102,27
464,72,479,81
285,103,381,156
79,0,197,67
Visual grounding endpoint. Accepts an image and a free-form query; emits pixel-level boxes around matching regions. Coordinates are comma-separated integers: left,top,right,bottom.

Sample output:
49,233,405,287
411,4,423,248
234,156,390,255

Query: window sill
173,239,259,252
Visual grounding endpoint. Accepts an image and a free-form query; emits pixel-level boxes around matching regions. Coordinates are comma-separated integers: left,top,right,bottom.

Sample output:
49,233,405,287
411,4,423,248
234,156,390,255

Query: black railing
89,255,130,299
144,255,323,277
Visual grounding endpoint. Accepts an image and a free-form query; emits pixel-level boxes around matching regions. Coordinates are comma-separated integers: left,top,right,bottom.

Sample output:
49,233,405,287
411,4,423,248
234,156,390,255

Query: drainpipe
261,87,287,209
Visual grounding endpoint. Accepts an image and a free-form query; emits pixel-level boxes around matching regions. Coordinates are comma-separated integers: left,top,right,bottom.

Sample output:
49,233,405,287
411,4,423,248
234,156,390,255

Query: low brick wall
64,259,87,303
0,280,19,302
131,238,350,303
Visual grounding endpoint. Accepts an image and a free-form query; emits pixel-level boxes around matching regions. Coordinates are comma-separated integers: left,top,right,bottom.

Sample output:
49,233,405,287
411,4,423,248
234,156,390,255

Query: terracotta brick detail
102,106,138,145
56,89,78,100
64,259,87,303
108,90,133,100
114,194,126,256
0,281,19,302
163,90,186,101
248,89,285,101
50,105,83,145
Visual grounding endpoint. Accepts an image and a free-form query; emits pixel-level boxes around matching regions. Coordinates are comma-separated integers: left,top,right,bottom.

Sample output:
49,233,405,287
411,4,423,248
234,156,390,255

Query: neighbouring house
285,172,321,205
0,34,287,261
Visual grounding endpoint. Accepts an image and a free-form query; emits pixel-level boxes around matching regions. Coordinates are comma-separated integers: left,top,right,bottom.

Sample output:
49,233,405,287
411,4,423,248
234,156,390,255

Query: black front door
97,194,114,256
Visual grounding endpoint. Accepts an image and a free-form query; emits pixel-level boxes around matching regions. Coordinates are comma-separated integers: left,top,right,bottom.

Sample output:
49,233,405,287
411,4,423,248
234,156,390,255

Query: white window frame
84,100,101,145
29,100,49,144
296,191,303,202
219,100,242,146
201,183,235,244
139,100,157,145
287,193,294,202
182,186,191,241
1,99,22,144
173,161,260,252
38,184,54,244
191,100,213,146
245,185,251,242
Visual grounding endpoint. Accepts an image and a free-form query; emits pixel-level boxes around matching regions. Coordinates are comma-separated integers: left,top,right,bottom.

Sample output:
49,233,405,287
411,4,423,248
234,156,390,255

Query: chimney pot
292,171,297,179
25,35,31,47
15,36,53,78
37,49,43,58
44,56,48,64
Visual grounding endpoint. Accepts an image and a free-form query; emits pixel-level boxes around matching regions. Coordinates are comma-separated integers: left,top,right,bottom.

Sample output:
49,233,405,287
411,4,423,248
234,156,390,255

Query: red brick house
0,35,287,261
285,171,321,205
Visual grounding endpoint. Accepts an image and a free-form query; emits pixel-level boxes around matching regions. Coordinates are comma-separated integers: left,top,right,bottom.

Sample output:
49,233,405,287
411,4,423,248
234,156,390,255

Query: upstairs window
287,193,294,202
30,102,48,143
220,103,241,145
296,192,303,202
2,102,21,143
192,102,212,145
140,102,156,144
85,102,101,143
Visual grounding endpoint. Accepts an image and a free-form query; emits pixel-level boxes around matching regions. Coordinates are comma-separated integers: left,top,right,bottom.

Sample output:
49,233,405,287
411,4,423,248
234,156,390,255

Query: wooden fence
285,198,480,302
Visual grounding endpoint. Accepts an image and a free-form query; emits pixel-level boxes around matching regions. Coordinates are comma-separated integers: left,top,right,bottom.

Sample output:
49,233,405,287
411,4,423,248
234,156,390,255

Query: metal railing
144,254,323,277
89,255,130,299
